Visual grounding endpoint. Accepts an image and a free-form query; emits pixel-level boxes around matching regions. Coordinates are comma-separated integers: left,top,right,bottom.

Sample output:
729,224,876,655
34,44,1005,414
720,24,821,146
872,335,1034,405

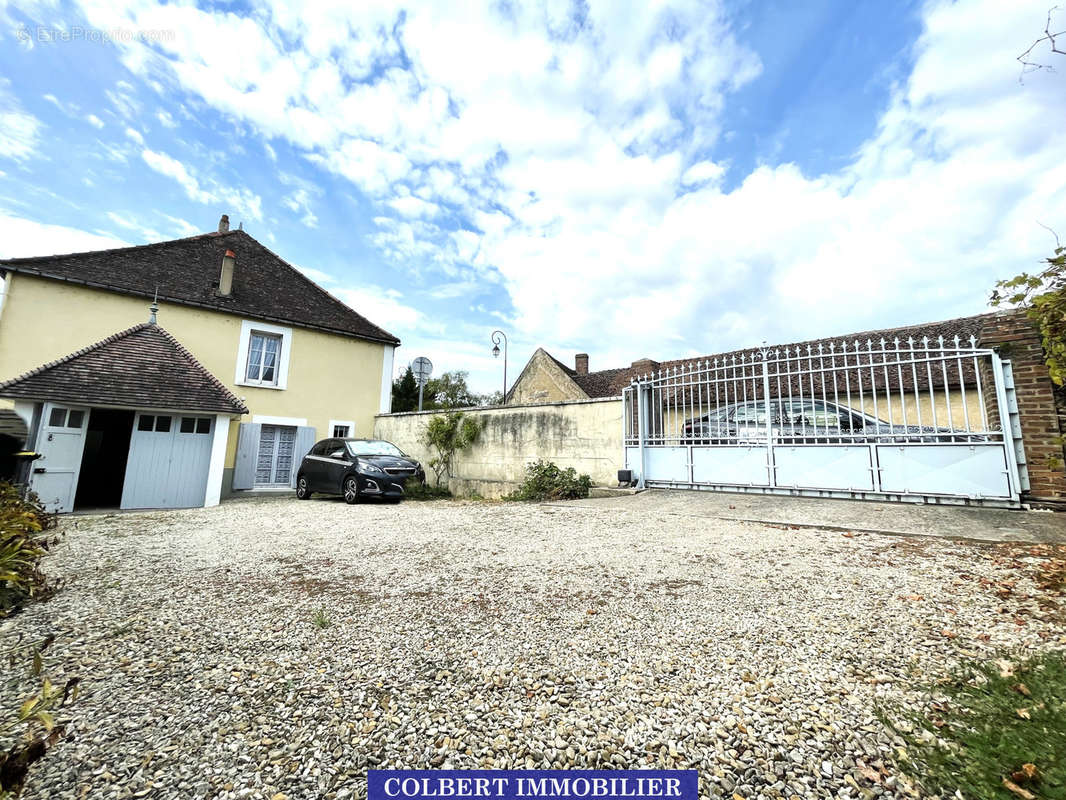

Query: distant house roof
561,313,993,399
0,323,248,414
0,228,400,345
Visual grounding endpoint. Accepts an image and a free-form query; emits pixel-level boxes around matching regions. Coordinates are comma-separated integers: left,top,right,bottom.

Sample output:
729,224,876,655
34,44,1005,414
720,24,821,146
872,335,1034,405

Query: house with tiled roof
0,215,399,512
508,314,992,405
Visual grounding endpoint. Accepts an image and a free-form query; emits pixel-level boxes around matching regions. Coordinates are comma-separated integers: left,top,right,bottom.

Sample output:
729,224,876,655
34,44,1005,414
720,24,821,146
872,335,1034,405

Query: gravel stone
0,496,1059,800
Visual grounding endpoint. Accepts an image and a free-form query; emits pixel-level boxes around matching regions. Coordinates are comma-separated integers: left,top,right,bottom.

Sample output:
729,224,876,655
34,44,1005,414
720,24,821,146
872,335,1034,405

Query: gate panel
877,444,1011,499
645,447,689,483
624,334,1023,507
773,445,874,492
691,446,770,486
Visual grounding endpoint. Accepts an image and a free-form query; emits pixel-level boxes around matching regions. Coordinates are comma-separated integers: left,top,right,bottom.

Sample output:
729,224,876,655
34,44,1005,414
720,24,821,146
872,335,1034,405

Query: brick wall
980,309,1066,505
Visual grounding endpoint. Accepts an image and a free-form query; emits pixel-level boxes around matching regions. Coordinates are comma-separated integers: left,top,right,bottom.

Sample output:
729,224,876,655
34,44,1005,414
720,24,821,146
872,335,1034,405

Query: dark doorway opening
74,408,134,510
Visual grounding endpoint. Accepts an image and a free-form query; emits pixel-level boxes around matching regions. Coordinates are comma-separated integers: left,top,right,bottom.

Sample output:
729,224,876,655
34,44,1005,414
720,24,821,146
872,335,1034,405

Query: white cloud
334,284,421,332
387,195,438,219
104,210,162,240
105,80,140,119
0,81,42,161
86,113,105,128
681,160,725,187
281,187,318,227
51,0,1066,389
0,212,128,258
140,147,263,221
161,213,199,237
125,127,144,144
156,109,177,128
295,265,336,284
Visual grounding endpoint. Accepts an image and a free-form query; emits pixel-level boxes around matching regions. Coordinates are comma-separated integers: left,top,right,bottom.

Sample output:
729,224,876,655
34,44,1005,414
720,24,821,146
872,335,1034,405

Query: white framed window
235,320,292,390
329,419,355,438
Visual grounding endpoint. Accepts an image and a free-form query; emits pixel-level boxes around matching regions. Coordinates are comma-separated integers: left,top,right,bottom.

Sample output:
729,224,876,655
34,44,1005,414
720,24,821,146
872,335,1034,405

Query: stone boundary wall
375,397,624,498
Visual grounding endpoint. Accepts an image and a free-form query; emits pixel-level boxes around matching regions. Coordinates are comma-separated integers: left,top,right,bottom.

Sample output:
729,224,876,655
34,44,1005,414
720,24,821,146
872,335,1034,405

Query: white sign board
411,356,433,387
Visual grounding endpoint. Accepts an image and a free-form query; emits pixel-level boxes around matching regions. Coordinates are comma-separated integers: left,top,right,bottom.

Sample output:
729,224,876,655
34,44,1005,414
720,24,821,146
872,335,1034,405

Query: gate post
991,353,1025,503
760,351,775,487
636,382,647,489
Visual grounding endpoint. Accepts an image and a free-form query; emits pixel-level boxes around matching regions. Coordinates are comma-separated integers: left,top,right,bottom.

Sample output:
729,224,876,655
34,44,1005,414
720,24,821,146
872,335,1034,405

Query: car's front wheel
296,475,312,500
343,476,360,504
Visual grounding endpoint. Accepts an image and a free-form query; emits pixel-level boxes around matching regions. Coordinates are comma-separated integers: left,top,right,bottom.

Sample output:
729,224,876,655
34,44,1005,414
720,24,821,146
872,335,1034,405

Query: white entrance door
255,425,296,486
31,402,89,513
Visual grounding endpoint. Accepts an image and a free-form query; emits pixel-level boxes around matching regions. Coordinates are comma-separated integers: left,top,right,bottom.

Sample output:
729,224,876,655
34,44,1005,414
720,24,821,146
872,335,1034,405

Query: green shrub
420,412,482,487
506,460,592,501
404,482,453,501
0,483,59,617
878,651,1066,800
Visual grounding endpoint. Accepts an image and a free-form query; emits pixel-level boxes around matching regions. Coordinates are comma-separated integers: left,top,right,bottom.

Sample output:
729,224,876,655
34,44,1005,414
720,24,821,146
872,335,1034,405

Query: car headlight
361,462,384,474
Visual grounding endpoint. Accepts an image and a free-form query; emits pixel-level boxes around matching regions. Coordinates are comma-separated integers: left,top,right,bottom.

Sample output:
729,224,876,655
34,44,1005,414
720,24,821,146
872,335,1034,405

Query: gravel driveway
2,496,1062,800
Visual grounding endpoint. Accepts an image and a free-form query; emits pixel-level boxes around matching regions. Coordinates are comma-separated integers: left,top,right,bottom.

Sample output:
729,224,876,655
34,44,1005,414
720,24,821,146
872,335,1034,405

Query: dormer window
245,331,281,385
235,320,292,390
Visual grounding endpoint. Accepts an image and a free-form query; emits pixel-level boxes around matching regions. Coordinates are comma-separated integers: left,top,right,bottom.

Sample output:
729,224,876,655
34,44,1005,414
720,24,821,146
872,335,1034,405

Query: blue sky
0,0,1062,394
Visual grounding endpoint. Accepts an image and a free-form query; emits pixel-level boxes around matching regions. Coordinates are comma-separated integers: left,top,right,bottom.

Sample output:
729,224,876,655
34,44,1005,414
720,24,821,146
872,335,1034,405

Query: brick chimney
218,214,230,233
575,353,589,375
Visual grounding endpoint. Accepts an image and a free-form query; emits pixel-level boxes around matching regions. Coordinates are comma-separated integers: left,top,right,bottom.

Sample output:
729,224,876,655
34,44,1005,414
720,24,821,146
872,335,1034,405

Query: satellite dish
411,356,433,386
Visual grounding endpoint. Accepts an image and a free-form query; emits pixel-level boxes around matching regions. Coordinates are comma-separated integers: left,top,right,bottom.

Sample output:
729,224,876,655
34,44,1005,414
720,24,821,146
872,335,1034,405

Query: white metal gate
623,336,1027,507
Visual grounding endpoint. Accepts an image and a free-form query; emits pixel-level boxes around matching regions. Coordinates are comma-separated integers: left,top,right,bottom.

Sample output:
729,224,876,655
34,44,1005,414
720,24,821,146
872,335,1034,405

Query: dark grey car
295,438,425,504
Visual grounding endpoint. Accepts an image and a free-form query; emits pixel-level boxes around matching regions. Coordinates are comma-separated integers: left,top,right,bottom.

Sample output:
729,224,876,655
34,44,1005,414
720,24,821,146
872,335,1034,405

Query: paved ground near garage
557,489,1066,543
2,497,1063,800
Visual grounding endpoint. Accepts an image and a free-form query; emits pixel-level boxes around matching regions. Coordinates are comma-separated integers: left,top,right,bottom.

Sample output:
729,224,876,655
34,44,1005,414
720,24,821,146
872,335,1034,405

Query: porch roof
0,323,248,415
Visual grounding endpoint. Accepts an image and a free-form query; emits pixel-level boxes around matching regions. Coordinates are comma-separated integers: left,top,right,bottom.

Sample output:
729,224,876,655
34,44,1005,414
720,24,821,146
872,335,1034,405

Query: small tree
423,371,480,409
992,243,1066,385
420,411,482,487
391,367,420,413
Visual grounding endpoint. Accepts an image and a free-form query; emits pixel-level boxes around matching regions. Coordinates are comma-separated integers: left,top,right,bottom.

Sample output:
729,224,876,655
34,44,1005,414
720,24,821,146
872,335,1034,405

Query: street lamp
491,329,508,400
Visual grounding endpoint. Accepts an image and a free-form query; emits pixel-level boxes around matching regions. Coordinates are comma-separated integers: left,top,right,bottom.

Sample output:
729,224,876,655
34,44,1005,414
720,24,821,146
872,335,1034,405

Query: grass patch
880,651,1066,799
311,608,331,629
404,482,453,501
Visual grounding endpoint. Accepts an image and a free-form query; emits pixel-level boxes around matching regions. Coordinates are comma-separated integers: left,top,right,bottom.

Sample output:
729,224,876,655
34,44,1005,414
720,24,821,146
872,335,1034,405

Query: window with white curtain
245,332,282,386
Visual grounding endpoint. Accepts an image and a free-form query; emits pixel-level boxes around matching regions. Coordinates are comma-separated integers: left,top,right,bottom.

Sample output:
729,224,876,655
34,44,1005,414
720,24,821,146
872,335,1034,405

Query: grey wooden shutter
232,423,262,490
290,426,316,488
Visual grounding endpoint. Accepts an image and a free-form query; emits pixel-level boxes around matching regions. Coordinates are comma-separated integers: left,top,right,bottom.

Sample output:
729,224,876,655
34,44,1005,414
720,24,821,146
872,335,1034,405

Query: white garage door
121,413,215,509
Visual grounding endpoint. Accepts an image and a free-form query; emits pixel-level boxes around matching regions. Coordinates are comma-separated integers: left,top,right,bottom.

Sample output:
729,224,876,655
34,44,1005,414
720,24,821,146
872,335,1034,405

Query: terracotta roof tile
0,323,248,414
569,313,994,398
0,229,399,345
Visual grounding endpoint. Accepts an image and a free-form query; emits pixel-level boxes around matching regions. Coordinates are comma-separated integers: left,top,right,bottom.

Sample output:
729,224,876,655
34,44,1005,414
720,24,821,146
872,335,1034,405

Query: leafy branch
991,240,1066,386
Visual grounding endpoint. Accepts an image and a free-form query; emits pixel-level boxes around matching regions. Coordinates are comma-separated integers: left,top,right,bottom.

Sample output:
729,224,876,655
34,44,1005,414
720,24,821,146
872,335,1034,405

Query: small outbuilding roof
0,323,248,415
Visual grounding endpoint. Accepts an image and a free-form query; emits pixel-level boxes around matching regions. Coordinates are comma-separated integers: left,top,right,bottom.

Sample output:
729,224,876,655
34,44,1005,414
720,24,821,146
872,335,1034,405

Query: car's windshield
345,440,404,457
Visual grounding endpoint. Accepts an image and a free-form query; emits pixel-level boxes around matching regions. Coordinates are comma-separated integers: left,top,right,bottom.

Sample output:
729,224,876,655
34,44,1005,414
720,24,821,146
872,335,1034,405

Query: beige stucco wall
374,397,624,498
0,273,388,475
507,350,586,404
